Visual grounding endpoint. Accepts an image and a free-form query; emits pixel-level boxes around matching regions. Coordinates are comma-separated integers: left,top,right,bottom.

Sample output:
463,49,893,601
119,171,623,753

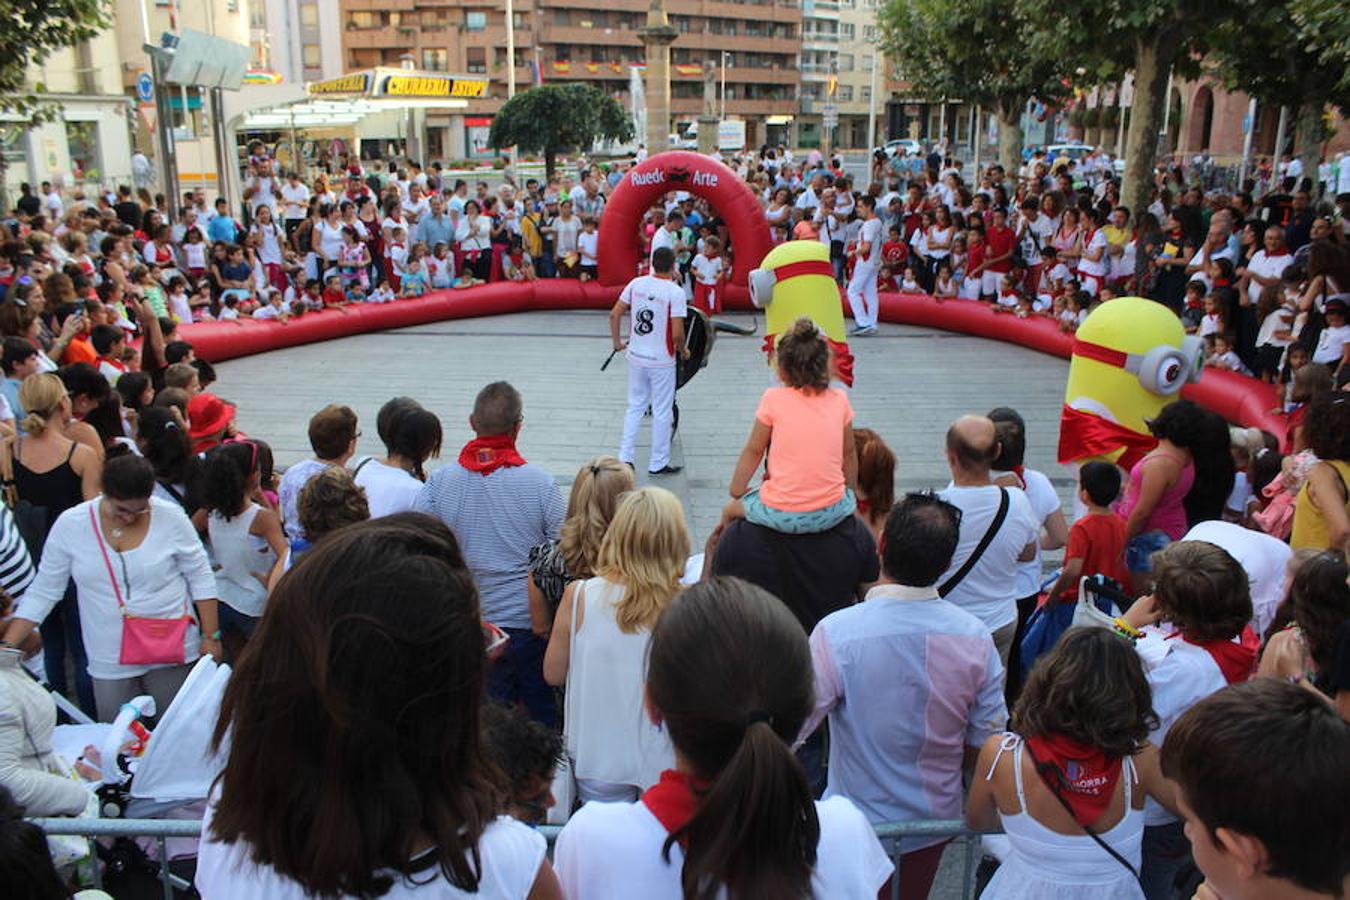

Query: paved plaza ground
216,308,1075,545
214,308,1073,898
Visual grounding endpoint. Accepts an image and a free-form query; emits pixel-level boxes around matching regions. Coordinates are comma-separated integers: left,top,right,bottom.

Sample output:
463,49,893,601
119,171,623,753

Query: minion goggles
748,259,835,308
1072,336,1205,396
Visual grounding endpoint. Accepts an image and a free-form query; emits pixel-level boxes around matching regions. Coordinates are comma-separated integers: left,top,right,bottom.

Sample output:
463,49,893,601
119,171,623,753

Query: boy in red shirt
321,275,348,309
881,224,909,272
1047,461,1129,602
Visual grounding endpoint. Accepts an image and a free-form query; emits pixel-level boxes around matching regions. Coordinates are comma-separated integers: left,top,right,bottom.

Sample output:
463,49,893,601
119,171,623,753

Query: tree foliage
1018,0,1253,221
877,0,1074,168
1289,0,1350,101
488,83,634,177
1,0,110,124
1209,0,1349,114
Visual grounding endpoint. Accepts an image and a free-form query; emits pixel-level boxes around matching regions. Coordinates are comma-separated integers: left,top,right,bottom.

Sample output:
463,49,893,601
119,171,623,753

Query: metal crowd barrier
34,816,998,899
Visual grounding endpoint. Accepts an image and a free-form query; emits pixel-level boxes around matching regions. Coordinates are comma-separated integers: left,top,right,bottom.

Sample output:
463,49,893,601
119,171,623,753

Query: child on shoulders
723,318,857,534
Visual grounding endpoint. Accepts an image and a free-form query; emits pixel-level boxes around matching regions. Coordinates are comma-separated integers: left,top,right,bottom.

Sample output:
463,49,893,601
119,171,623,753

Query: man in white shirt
650,213,683,265
400,183,430,224
41,181,63,219
847,195,883,335
1240,225,1293,307
935,416,1040,667
280,172,311,239
795,173,824,214
610,247,688,475
244,158,279,217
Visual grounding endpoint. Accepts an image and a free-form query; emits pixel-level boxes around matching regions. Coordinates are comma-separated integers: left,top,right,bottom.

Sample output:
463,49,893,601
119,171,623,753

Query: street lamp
720,50,729,122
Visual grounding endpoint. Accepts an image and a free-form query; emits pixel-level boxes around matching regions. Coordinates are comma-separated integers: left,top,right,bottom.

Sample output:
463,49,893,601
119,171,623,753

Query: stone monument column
698,67,718,154
639,0,679,154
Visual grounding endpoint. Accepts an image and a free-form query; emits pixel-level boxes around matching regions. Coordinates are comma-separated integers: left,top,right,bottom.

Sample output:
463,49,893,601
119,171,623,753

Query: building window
422,48,448,71
302,44,321,67
840,23,855,39
300,3,319,27
838,54,854,71
863,25,878,41
249,3,266,28
465,11,487,31
861,86,871,101
837,85,853,101
347,11,376,28
466,47,486,73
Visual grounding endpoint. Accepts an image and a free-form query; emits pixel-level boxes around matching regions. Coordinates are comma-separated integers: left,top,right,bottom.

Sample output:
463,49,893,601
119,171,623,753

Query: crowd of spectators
0,142,1347,900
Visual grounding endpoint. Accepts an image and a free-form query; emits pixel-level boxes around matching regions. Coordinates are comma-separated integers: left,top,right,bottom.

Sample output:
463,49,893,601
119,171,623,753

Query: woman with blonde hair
528,455,635,635
544,486,688,805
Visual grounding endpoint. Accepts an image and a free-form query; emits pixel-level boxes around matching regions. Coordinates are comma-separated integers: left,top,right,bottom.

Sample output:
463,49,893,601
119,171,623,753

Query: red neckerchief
642,769,704,841
99,356,127,373
458,434,526,476
1024,733,1123,828
1011,465,1026,487
1057,404,1159,470
760,335,855,387
1170,625,1258,684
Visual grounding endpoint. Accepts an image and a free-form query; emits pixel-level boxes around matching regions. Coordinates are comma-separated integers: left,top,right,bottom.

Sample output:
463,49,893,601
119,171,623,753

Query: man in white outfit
610,247,689,475
847,194,883,335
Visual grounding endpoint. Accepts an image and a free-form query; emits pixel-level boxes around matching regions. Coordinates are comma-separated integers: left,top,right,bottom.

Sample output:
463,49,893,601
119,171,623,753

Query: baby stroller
51,656,231,894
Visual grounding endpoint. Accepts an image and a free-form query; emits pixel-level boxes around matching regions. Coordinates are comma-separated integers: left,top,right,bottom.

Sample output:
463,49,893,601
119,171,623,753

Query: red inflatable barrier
179,193,1286,444
597,151,773,291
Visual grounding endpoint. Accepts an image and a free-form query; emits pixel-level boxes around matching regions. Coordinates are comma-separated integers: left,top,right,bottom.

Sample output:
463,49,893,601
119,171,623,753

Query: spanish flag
554,61,571,74
585,62,600,73
827,74,838,97
674,63,703,77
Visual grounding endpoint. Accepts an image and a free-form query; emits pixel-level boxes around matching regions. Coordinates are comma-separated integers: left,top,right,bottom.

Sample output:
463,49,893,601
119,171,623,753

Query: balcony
344,0,415,10
671,97,797,116
344,26,419,50
537,24,643,46
672,31,798,54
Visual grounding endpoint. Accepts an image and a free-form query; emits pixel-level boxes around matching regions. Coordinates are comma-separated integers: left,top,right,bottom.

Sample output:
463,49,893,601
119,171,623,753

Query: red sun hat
187,392,236,449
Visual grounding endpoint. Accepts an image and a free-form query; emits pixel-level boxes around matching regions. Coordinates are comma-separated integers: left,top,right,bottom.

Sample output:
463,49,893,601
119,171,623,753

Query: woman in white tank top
967,629,1179,900
543,487,688,804
201,441,286,651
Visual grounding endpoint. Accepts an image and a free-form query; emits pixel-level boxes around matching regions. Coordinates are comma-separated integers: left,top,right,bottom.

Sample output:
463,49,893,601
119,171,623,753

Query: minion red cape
1058,297,1205,470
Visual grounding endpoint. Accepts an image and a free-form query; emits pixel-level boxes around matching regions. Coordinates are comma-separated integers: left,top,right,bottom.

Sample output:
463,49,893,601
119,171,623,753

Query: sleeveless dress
1290,459,1350,550
566,577,675,796
981,734,1144,900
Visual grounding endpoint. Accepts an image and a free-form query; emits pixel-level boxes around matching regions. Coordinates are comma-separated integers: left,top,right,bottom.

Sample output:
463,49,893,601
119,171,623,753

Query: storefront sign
308,73,371,95
380,75,487,99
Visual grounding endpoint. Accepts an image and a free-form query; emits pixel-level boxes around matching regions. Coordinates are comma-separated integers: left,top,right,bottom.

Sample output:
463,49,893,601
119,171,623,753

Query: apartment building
1,30,132,206
251,0,344,84
337,0,802,157
799,0,884,150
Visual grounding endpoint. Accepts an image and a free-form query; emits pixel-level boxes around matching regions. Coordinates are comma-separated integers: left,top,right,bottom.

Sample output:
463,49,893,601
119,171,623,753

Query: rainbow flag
244,69,283,85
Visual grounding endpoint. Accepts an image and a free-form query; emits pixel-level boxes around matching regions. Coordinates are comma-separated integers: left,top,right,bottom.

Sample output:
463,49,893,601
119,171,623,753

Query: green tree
1210,0,1349,184
488,83,633,179
877,0,1073,173
1021,0,1254,220
1290,0,1350,100
0,0,109,200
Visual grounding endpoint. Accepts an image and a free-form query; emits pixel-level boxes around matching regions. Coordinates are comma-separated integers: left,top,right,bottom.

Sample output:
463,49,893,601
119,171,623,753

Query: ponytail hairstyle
775,317,830,393
135,405,194,487
202,441,258,520
559,455,635,579
386,406,443,481
853,427,895,525
17,373,67,435
646,577,820,899
594,486,689,633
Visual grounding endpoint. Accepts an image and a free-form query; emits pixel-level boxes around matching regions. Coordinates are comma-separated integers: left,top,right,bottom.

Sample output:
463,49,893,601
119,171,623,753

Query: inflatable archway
597,151,773,299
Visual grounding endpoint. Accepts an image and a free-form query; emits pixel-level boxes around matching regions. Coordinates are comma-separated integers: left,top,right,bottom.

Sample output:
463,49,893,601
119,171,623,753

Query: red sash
1174,626,1259,685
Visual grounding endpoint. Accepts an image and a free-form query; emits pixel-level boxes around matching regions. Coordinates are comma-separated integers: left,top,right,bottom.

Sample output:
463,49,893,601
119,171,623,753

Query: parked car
877,139,924,158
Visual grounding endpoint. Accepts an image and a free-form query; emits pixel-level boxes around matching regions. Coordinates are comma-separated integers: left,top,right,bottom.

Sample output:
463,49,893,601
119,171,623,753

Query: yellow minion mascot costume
1058,297,1205,469
749,241,854,387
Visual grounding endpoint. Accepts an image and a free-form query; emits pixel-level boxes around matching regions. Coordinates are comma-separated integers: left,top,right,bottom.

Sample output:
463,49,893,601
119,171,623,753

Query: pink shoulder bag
90,505,191,665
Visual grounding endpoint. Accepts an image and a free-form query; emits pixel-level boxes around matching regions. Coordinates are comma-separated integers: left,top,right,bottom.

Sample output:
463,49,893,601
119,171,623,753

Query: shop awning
236,67,489,130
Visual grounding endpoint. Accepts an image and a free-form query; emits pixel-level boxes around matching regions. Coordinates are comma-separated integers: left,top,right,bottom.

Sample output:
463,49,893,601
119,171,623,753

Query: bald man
935,415,1040,670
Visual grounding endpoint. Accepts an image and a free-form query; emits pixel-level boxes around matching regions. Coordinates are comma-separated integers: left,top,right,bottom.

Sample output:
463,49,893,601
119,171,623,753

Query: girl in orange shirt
723,318,858,533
